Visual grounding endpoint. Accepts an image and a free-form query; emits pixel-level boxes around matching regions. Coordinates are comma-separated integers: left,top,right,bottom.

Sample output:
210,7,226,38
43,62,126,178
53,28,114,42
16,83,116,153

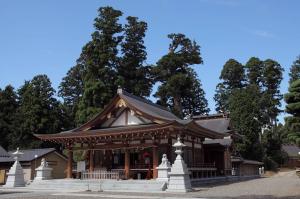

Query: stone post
156,154,171,182
34,158,53,180
167,137,192,192
4,148,25,187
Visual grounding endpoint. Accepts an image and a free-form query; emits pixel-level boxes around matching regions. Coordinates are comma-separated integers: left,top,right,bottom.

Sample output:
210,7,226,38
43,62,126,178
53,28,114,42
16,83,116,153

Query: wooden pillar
124,149,130,179
152,146,158,179
192,138,195,167
89,150,94,172
67,148,73,178
167,137,172,162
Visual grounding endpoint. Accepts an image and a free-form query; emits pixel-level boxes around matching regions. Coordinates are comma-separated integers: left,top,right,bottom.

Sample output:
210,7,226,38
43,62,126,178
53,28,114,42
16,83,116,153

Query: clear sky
1,0,299,122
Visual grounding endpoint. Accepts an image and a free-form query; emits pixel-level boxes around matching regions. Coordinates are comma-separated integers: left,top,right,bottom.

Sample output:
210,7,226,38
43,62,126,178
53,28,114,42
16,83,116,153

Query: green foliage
17,75,64,148
76,7,123,124
228,85,264,161
0,86,19,149
214,59,245,112
153,33,208,118
261,59,284,124
245,57,263,86
261,126,287,170
58,64,85,128
284,79,300,146
117,16,153,97
289,56,300,84
220,59,245,89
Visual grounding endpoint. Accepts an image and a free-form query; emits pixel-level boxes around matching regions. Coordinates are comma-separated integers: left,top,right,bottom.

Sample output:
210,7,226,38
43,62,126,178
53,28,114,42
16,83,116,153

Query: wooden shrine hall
35,88,231,180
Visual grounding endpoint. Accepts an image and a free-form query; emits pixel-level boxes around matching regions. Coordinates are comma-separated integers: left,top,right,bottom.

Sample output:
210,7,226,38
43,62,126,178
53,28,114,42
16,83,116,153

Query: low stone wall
191,175,260,187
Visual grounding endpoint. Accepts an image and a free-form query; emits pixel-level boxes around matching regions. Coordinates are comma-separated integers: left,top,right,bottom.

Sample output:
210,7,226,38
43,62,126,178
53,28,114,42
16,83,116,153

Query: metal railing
81,170,124,180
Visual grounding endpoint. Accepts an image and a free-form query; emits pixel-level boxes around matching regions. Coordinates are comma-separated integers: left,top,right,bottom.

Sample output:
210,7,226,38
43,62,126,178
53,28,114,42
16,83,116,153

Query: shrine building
35,88,239,180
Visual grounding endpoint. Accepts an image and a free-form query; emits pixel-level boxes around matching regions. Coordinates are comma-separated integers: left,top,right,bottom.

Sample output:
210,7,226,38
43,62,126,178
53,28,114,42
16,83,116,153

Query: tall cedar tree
181,70,210,117
262,59,284,126
284,79,300,146
18,75,64,148
245,57,264,86
76,7,123,124
0,86,19,149
117,16,152,97
214,59,245,112
58,64,85,127
228,85,264,161
153,33,209,118
289,56,300,84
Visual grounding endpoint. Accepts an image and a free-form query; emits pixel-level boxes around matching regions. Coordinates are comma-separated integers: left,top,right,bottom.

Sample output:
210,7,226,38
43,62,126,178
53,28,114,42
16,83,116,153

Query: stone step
28,179,167,192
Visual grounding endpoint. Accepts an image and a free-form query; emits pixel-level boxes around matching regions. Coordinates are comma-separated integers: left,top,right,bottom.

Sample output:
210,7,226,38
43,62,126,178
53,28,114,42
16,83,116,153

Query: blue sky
1,0,299,123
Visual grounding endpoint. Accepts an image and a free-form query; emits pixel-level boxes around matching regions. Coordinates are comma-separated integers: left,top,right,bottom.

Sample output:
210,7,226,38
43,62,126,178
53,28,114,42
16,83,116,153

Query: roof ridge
121,90,171,112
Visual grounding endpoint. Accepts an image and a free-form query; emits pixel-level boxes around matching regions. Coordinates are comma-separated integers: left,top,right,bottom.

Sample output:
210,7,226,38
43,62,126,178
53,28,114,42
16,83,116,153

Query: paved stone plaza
0,171,299,199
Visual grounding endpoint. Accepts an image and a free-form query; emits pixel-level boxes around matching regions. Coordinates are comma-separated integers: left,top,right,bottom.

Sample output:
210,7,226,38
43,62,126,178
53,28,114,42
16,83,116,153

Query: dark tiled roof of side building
0,145,14,162
282,145,300,158
193,115,232,134
203,138,233,146
8,148,56,162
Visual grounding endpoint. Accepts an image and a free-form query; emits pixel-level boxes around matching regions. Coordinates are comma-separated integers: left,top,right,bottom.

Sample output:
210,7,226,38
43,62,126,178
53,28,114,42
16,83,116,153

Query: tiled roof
0,145,10,157
203,138,232,146
194,117,232,134
0,145,14,162
282,145,300,157
8,148,56,162
120,91,179,121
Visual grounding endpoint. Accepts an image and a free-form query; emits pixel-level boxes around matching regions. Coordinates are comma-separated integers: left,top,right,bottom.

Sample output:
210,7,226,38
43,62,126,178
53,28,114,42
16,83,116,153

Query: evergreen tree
153,33,207,118
228,85,264,161
58,64,85,127
0,85,19,149
245,57,263,86
117,16,152,97
289,56,300,84
76,7,123,124
18,75,63,148
262,59,284,126
182,70,210,117
284,79,300,146
214,83,228,113
214,59,245,112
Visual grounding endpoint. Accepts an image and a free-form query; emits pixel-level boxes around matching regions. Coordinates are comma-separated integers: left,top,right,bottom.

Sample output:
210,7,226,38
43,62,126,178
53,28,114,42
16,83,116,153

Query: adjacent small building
0,147,67,184
0,146,13,184
282,145,300,168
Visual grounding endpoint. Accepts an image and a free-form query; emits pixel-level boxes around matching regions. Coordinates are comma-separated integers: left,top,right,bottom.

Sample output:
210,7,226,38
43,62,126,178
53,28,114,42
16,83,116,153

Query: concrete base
28,179,167,192
35,168,53,181
4,160,25,187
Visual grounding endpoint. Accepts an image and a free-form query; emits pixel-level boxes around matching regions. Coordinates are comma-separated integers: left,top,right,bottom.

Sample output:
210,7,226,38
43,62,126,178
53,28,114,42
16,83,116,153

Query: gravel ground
0,171,299,199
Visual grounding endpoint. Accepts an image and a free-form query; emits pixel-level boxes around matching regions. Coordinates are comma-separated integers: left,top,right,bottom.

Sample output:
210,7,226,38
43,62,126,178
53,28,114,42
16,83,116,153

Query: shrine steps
28,179,168,192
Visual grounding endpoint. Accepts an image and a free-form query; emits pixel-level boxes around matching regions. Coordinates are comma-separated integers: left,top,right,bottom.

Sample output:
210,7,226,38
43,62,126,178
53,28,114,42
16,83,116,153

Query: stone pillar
34,158,53,180
152,146,158,179
89,150,94,172
67,148,73,178
156,154,171,182
167,137,192,193
4,148,25,187
124,149,130,179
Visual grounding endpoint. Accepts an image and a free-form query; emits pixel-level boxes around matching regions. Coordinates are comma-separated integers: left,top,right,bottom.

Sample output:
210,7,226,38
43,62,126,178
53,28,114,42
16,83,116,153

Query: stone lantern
4,148,25,187
167,137,192,192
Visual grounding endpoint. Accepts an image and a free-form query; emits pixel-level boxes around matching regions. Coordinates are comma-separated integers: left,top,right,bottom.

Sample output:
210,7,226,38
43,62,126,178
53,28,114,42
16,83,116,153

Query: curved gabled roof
36,88,225,140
